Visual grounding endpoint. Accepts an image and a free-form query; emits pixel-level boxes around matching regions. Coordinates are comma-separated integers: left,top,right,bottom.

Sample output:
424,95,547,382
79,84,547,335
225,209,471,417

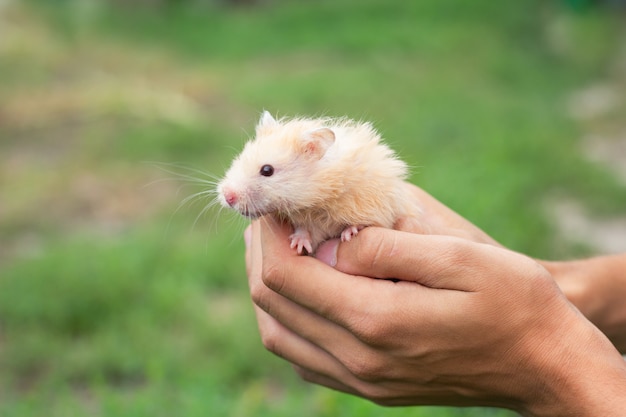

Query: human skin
244,185,626,416
353,184,626,353
379,184,626,353
542,256,626,353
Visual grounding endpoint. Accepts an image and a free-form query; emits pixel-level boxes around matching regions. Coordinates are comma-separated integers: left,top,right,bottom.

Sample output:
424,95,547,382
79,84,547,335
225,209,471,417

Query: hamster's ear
301,128,335,159
260,111,276,126
256,111,278,135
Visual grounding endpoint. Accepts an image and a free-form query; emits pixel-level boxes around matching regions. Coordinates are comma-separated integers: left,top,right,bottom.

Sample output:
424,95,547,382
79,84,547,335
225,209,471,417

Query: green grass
2,0,625,415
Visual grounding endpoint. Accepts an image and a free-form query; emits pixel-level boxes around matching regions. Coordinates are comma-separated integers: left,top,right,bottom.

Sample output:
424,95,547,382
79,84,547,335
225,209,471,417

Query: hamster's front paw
341,225,364,242
289,227,313,255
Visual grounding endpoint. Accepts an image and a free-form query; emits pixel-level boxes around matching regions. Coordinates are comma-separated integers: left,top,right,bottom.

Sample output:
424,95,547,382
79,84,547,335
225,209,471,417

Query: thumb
331,227,483,292
315,238,340,267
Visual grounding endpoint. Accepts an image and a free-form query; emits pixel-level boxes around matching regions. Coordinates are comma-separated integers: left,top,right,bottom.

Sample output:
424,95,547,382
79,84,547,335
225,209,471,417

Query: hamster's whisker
191,198,220,231
149,161,221,186
179,189,217,208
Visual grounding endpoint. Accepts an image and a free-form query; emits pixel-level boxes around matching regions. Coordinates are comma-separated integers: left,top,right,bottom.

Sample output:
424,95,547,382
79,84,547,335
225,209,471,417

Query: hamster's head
217,111,336,218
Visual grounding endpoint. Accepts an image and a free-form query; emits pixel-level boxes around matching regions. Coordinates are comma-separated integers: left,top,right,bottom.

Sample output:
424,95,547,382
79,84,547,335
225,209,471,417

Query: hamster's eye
260,164,274,177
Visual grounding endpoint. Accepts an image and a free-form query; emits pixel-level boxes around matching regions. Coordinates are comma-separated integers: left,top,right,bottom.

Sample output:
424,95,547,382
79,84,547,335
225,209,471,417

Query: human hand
393,183,500,246
394,185,626,354
246,216,626,417
541,255,626,353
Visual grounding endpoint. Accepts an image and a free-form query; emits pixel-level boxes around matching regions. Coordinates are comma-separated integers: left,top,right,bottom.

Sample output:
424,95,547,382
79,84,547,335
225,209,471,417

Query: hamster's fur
217,111,416,254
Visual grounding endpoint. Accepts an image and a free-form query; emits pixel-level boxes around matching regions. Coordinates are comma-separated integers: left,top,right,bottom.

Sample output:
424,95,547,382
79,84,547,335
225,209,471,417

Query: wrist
541,256,626,352
540,260,597,318
520,306,626,417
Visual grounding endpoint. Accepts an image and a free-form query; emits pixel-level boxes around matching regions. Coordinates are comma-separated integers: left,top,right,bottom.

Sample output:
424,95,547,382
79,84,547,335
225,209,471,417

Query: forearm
548,346,626,417
525,310,626,417
541,254,626,353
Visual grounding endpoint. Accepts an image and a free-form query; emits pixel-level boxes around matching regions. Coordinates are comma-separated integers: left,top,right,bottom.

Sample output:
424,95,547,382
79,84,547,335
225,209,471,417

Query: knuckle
261,257,287,293
354,228,395,273
341,349,388,383
249,279,268,309
292,364,307,379
440,238,472,265
393,216,426,234
522,261,559,297
249,274,278,319
429,237,475,275
292,365,316,383
353,319,390,347
259,322,282,356
358,385,395,406
249,264,275,312
347,305,399,349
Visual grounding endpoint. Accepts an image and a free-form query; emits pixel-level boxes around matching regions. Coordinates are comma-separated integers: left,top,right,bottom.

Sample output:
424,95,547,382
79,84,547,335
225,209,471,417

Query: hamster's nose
223,190,238,207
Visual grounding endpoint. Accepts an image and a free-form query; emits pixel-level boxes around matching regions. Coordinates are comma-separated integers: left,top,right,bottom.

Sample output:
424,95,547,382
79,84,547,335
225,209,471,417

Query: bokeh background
1,0,626,416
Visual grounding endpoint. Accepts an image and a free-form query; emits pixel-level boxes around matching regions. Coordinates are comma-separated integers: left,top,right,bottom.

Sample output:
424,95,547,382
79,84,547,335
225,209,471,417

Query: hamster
217,111,416,255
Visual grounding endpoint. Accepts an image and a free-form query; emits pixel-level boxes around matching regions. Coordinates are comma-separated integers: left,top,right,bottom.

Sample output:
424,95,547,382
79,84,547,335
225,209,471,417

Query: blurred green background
1,0,626,416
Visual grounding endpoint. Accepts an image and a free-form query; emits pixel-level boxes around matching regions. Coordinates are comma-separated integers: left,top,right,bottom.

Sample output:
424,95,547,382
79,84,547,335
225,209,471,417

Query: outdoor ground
1,1,625,416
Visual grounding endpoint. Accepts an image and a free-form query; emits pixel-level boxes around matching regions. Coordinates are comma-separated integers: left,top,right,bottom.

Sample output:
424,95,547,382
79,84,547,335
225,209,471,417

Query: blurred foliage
1,0,625,415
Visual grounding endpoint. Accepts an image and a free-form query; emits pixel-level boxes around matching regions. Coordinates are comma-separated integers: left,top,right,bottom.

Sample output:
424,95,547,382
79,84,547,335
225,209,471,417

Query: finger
292,365,359,397
252,251,379,373
246,220,264,291
333,227,486,292
394,215,427,234
257,216,421,329
253,304,360,393
255,216,475,344
244,223,253,276
249,218,380,363
259,214,295,254
404,183,502,246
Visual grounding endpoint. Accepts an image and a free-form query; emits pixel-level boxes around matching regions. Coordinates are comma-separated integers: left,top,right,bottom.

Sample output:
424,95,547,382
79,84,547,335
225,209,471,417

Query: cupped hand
245,216,626,417
393,183,500,246
388,185,626,354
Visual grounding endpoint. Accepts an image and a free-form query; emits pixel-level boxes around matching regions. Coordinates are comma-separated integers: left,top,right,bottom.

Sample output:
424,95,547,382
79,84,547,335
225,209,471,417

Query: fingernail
244,225,252,248
315,239,339,267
